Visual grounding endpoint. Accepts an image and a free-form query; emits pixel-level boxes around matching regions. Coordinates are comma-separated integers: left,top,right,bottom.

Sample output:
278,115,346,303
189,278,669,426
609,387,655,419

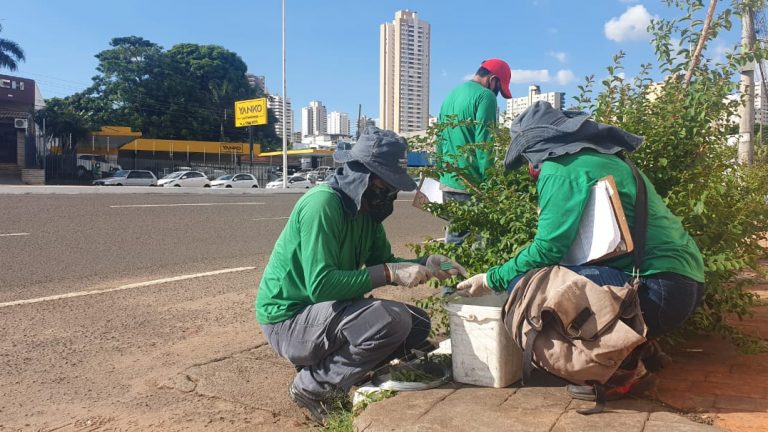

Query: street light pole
282,0,288,188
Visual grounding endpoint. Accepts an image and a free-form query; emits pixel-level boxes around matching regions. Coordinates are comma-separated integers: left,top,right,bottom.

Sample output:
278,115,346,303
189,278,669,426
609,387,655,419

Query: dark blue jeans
443,191,471,245
507,266,705,339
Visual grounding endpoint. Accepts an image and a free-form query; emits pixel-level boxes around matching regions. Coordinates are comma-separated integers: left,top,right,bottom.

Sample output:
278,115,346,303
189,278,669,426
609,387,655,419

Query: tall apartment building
327,111,351,137
267,95,293,142
301,100,327,138
379,10,431,134
245,73,266,93
505,85,565,125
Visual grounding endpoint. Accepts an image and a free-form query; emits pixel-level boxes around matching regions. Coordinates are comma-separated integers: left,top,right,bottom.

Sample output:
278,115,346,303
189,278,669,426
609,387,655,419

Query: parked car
307,166,333,182
157,171,211,187
76,154,122,179
266,175,313,189
211,173,259,188
315,172,334,186
93,170,157,186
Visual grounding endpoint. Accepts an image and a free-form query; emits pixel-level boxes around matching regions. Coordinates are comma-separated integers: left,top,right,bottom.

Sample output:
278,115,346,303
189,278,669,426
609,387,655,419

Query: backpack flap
534,271,634,341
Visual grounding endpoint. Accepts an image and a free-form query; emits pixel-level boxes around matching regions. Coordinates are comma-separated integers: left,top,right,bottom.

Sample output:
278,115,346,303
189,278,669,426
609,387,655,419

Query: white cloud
605,5,654,42
556,69,576,85
462,73,475,81
548,51,568,63
441,69,448,78
510,69,550,84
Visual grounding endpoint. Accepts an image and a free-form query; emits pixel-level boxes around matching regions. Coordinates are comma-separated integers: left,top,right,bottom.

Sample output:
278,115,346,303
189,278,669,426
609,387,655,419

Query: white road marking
252,217,289,221
110,202,265,208
0,232,29,237
0,267,256,309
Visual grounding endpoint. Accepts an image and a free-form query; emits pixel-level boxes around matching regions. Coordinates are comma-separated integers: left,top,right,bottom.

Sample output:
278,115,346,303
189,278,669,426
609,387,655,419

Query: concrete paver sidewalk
656,303,768,432
356,290,768,432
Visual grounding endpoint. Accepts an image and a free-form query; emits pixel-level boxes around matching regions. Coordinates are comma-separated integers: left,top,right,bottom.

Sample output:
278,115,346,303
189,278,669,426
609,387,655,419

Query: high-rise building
379,10,431,134
267,95,293,142
301,100,327,138
327,111,351,136
245,73,266,94
505,85,565,125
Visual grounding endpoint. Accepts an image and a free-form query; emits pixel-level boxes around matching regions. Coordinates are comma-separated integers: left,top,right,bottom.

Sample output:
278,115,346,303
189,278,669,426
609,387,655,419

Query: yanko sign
234,98,268,127
0,74,35,105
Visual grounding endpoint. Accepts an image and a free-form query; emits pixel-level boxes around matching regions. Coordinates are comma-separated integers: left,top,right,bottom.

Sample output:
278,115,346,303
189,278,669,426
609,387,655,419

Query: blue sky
2,0,742,131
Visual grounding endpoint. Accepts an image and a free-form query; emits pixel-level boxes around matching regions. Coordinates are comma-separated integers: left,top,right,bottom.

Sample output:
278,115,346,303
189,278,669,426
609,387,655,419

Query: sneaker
289,384,350,425
567,371,659,402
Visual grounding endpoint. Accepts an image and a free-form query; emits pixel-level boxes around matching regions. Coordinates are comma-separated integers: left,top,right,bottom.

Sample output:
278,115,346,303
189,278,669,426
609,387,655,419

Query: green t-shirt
255,185,399,324
486,151,705,291
437,81,498,191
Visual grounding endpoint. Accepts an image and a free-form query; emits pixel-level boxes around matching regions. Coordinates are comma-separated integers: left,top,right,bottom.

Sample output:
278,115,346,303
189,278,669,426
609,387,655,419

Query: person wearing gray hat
255,125,467,424
457,101,705,402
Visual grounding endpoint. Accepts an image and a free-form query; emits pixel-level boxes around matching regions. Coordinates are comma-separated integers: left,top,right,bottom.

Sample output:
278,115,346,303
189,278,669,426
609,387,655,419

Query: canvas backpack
502,156,648,414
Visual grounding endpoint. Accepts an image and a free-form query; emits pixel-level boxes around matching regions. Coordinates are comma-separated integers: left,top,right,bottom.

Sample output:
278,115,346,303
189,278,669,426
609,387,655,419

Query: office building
506,85,565,125
267,95,294,142
327,111,351,137
301,100,327,138
379,10,431,134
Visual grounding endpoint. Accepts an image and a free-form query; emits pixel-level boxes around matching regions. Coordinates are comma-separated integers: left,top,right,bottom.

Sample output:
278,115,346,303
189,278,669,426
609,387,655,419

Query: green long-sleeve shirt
256,185,401,324
437,81,497,191
486,151,705,291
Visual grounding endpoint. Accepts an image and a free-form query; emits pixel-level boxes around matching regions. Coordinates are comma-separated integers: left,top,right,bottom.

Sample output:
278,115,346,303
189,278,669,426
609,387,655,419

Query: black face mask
363,184,398,223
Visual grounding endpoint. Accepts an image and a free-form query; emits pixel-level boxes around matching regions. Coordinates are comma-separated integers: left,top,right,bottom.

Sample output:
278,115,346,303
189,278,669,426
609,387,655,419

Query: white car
93,170,157,186
158,171,211,187
211,173,259,188
76,154,122,179
266,175,313,189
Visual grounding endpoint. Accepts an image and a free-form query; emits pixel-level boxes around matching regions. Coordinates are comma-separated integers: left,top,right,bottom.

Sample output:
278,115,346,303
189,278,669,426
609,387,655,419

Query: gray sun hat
334,125,417,191
504,101,643,170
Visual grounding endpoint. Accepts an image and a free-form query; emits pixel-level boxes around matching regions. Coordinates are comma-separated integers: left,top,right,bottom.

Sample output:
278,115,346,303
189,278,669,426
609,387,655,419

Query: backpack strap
623,156,647,283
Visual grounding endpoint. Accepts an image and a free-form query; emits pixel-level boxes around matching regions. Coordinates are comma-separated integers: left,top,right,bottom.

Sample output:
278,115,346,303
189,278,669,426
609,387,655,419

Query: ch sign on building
235,98,268,127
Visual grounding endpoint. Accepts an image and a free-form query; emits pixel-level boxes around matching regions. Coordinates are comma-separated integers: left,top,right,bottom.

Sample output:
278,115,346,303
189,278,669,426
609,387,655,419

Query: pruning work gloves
368,255,467,288
456,273,493,297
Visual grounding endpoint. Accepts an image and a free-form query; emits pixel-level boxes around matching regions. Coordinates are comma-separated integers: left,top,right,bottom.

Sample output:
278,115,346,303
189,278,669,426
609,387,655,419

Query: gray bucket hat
334,125,416,191
505,101,643,170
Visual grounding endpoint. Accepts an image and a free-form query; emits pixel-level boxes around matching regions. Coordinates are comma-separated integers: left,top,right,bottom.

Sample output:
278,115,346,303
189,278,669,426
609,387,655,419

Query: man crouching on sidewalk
255,126,466,424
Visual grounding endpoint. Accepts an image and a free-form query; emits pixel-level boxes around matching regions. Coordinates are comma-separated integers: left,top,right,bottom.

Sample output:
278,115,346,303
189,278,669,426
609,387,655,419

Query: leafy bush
409,0,768,349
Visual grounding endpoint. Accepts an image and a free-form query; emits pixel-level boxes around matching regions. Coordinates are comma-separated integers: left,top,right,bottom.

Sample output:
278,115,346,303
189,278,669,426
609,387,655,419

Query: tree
55,36,280,146
34,97,89,153
0,24,25,71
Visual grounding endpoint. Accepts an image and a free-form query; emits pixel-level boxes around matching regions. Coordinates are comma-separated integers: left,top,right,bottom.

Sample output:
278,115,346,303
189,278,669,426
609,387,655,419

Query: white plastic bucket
444,293,522,388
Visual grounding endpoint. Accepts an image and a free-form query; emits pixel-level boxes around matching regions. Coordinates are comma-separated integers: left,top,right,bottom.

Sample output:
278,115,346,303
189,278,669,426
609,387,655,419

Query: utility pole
282,0,288,188
739,4,757,165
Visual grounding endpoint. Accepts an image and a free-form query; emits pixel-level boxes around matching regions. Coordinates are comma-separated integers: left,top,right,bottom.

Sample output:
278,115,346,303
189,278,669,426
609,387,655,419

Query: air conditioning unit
14,118,28,129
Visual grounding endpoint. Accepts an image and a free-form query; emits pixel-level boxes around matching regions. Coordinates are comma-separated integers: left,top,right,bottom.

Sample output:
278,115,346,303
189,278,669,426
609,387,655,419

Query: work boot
289,383,351,425
567,363,658,402
641,340,673,373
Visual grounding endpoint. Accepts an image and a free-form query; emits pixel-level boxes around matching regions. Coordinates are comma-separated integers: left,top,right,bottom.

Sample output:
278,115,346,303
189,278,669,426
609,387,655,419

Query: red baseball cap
480,58,512,99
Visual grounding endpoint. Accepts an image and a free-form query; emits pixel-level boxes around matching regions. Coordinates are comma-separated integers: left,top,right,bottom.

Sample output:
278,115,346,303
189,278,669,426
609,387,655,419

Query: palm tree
0,24,25,72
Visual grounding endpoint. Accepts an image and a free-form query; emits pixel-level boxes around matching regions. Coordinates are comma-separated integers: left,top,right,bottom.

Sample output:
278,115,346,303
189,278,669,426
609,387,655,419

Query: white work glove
456,273,493,297
385,262,433,287
424,255,468,281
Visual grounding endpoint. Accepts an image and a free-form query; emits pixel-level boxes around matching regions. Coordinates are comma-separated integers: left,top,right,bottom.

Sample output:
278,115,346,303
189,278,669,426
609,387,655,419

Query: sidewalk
355,288,768,432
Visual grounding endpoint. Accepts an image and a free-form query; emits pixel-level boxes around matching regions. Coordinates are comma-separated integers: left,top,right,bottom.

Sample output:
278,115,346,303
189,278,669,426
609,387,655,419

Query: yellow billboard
235,98,268,127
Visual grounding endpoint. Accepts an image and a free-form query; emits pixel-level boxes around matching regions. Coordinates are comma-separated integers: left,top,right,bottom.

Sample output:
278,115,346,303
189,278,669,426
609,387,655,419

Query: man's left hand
425,255,468,281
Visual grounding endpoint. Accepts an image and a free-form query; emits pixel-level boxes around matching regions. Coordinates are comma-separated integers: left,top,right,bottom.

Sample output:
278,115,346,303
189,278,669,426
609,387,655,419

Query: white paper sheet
561,180,623,266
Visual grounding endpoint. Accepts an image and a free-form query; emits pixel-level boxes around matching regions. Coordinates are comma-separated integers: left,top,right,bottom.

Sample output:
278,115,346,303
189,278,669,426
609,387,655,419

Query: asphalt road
0,189,446,431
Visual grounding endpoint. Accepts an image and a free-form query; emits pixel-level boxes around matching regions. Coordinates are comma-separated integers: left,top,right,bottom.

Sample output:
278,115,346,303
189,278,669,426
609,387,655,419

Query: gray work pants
260,298,430,398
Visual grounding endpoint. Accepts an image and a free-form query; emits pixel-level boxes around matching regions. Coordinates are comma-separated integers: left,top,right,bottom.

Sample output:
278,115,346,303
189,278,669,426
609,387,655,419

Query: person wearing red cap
437,58,512,244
